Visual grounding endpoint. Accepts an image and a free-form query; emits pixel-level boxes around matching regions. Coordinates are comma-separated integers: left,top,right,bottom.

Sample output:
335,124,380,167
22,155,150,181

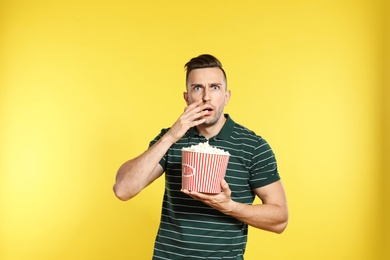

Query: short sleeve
248,138,280,189
148,128,170,170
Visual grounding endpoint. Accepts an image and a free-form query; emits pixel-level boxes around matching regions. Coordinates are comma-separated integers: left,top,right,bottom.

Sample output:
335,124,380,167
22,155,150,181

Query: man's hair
184,54,227,86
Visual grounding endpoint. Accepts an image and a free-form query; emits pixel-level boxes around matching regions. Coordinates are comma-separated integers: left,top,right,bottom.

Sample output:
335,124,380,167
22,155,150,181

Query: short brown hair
184,54,227,86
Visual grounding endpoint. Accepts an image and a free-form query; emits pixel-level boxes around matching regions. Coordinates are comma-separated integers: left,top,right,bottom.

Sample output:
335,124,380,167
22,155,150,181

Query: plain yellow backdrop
1,0,388,259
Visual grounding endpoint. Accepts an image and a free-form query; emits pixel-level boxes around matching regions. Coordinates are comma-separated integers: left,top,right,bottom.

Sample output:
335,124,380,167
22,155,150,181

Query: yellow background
1,0,389,259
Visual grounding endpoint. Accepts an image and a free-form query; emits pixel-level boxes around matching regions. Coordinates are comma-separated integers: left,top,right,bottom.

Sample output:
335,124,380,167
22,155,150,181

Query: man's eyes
193,85,220,91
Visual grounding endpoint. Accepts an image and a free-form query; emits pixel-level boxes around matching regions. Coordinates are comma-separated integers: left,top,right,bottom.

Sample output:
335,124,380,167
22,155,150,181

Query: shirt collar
187,114,235,140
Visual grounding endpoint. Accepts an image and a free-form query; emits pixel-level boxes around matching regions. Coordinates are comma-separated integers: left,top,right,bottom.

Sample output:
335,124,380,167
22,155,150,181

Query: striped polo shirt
149,114,280,260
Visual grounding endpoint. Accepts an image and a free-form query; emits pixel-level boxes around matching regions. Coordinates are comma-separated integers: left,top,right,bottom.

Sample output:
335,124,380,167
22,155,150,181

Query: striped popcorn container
181,150,230,194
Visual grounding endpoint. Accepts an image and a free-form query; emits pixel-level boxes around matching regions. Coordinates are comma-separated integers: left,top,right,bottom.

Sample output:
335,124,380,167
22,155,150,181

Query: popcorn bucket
181,150,230,194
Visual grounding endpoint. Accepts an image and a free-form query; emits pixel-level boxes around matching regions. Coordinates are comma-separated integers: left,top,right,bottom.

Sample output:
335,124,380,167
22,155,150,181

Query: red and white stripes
182,151,230,194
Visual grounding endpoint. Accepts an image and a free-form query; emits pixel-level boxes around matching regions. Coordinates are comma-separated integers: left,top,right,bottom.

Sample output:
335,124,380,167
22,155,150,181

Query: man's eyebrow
190,83,223,86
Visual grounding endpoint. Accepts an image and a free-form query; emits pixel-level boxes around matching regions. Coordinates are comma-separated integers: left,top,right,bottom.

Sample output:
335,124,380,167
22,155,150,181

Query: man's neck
196,116,226,140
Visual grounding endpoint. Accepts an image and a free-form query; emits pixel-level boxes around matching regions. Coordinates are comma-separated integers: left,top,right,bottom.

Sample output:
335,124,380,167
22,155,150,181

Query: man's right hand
166,100,208,143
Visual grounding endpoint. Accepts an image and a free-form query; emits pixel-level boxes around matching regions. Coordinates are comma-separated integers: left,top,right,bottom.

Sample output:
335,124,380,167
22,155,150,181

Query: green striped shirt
149,114,280,259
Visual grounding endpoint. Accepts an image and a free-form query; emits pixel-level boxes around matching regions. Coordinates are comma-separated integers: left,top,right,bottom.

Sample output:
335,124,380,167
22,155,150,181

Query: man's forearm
224,201,288,234
113,134,174,200
183,180,288,234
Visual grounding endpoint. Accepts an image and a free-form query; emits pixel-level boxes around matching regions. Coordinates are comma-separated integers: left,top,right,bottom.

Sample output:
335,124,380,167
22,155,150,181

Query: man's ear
183,92,190,105
224,90,231,106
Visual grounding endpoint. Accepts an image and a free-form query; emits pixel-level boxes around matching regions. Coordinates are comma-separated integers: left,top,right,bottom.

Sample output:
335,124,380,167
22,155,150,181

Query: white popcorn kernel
182,141,230,155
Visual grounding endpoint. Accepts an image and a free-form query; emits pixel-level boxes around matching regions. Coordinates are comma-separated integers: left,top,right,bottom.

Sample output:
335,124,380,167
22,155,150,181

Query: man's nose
202,88,210,102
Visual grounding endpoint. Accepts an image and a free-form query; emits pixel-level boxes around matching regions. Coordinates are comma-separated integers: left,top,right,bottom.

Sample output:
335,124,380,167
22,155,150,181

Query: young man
113,54,288,259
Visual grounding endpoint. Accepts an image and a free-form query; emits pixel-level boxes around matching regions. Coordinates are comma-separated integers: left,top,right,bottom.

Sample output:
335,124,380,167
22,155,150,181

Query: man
113,54,288,259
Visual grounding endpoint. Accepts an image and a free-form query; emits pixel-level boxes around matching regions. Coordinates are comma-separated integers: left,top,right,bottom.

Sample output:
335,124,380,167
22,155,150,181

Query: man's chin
200,117,218,127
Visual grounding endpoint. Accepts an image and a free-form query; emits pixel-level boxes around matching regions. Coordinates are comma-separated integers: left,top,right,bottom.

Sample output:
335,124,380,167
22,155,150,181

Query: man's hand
181,179,236,215
182,180,289,233
165,100,208,143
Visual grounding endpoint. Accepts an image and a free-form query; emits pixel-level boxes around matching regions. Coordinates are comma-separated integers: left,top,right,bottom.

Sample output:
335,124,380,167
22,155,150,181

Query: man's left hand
181,179,236,214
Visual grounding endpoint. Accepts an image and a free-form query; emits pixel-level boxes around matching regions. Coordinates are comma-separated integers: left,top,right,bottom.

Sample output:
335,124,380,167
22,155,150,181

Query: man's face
184,67,231,127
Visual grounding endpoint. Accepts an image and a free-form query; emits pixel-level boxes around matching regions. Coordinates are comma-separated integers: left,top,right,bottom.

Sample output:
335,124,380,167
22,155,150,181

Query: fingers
221,179,229,189
220,179,231,195
181,189,203,201
186,99,203,109
183,100,201,113
167,100,208,142
181,101,208,125
185,100,209,114
183,101,206,119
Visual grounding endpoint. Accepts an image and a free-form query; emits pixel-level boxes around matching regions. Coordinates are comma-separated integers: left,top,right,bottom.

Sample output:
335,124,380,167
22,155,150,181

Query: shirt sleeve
248,137,280,189
148,128,170,170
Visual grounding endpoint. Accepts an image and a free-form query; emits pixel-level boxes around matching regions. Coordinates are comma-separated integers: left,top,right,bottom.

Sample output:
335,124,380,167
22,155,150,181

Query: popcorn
182,142,230,155
181,142,230,193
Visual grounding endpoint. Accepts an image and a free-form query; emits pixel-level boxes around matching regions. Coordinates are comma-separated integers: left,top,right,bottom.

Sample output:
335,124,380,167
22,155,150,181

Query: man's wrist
161,133,176,146
223,200,239,216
